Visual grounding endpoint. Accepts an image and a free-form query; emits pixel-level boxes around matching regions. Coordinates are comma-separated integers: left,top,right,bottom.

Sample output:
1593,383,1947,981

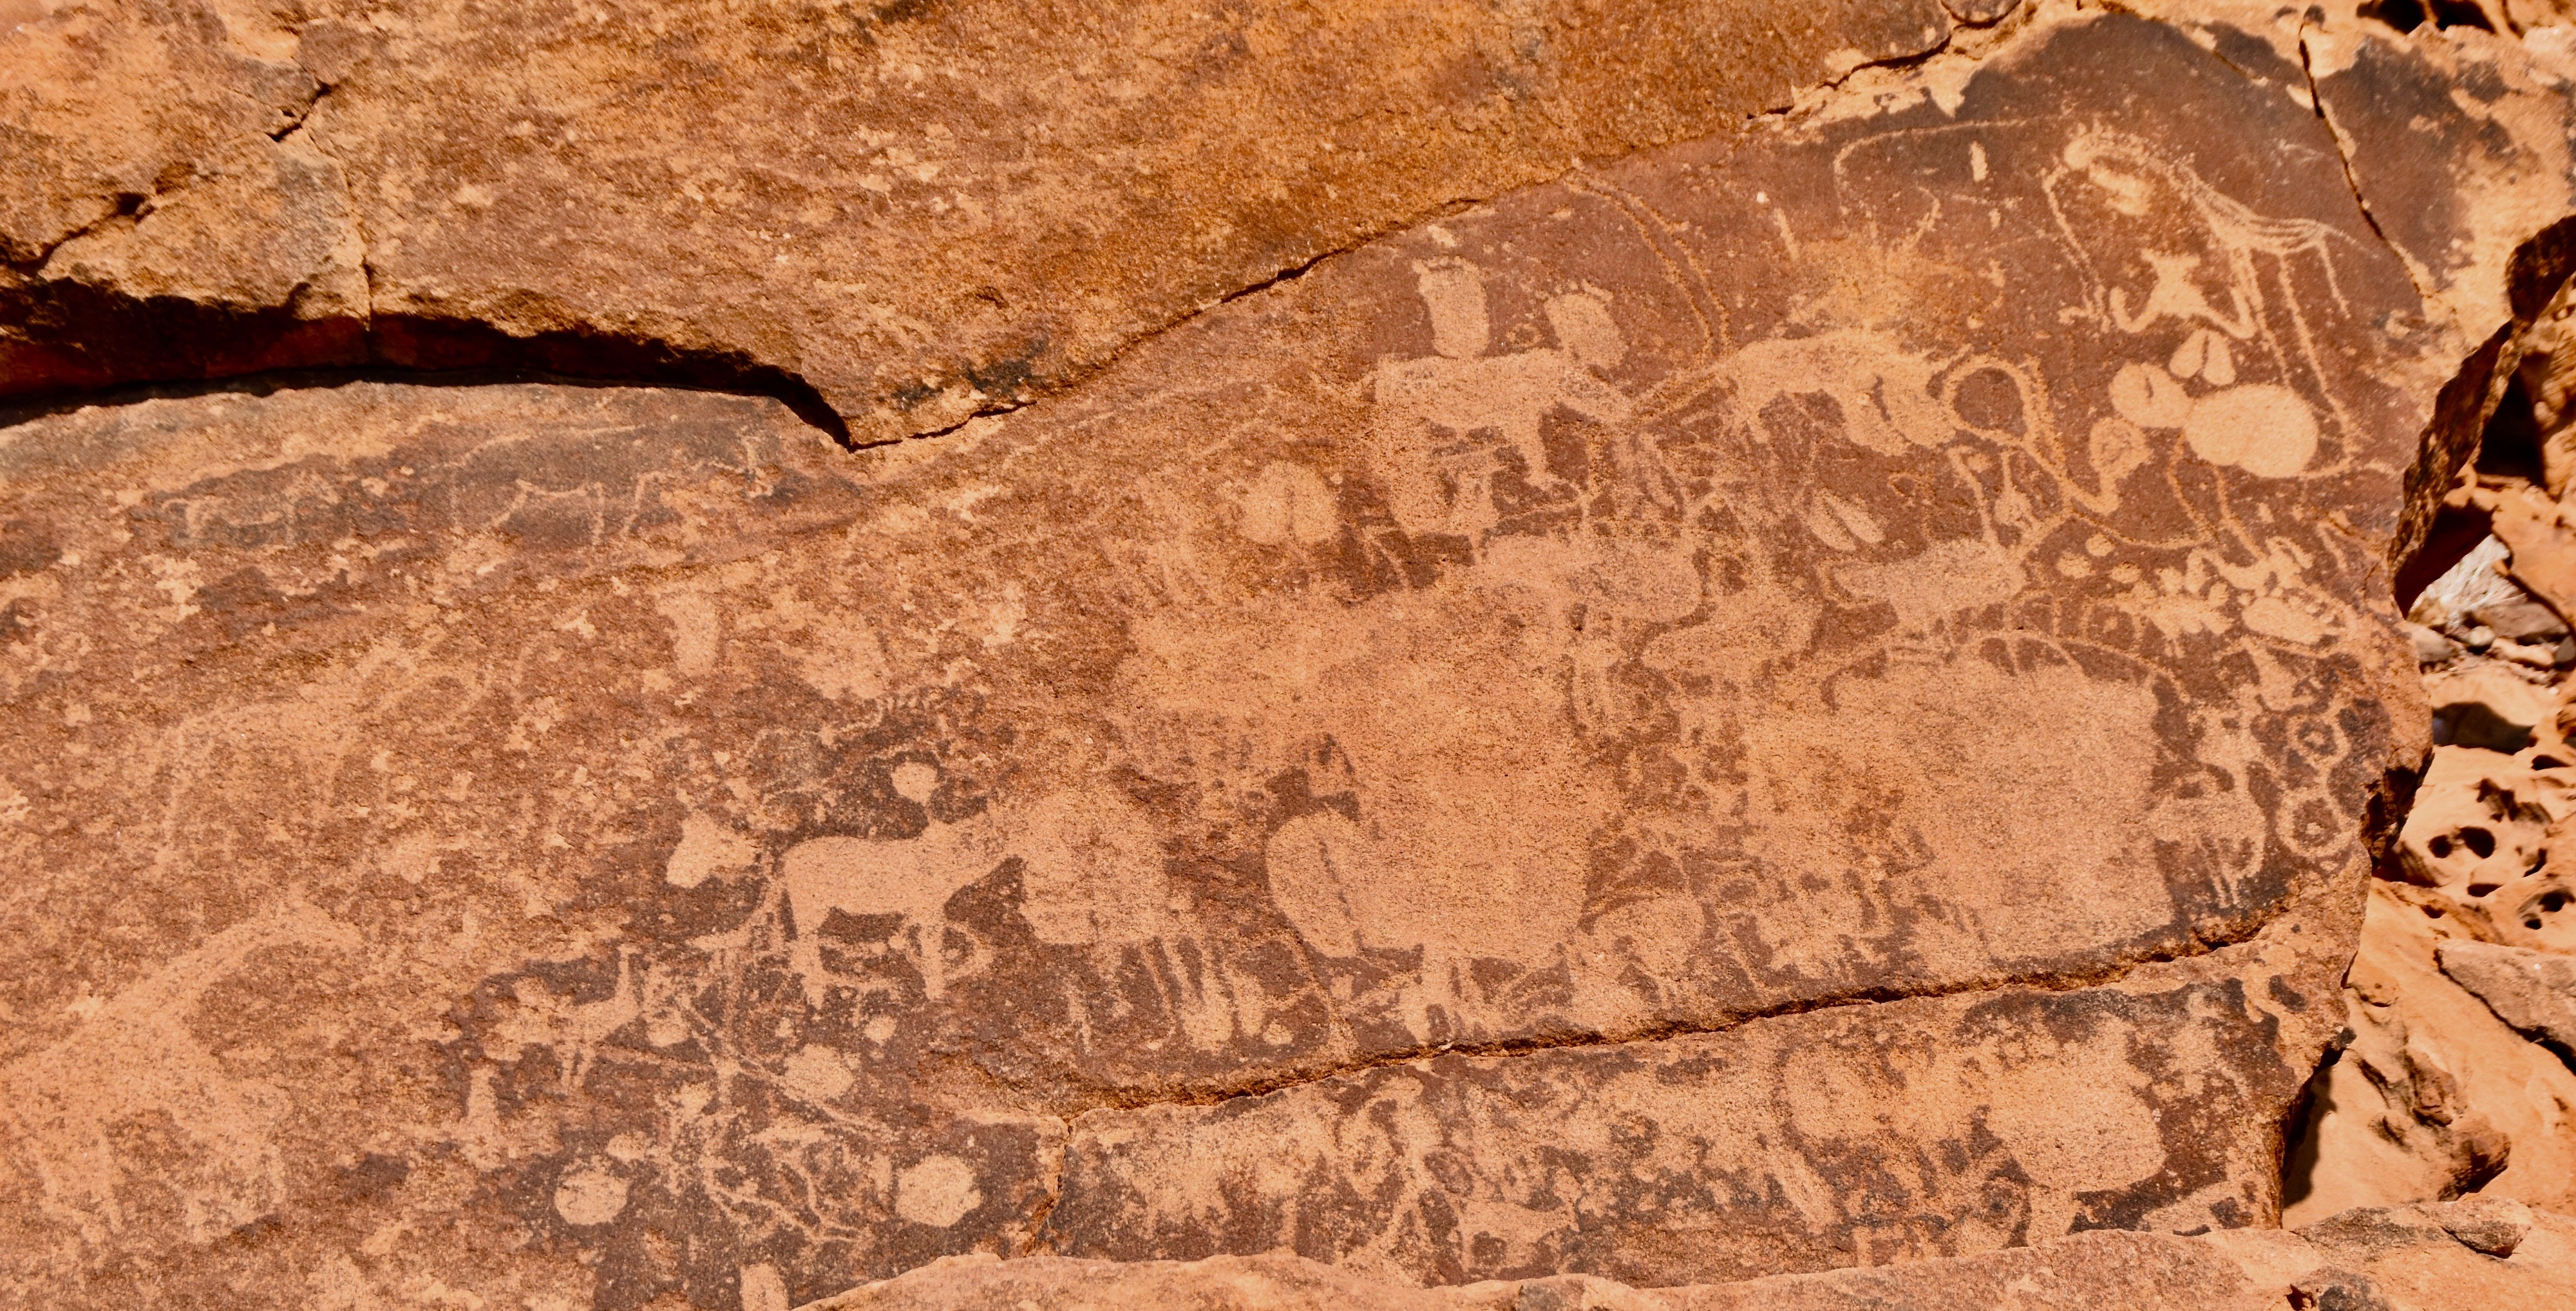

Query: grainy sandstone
8,2,2576,1310
816,1198,2576,1310
2441,939,2576,1053
1,0,1955,441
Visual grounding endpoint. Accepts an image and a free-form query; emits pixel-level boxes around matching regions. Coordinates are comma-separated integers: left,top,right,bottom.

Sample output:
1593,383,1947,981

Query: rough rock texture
0,8,2443,1304
2441,939,2576,1053
815,1198,2576,1310
2282,132,2576,1231
2284,880,2576,1220
8,2,2576,1310
1,0,1957,441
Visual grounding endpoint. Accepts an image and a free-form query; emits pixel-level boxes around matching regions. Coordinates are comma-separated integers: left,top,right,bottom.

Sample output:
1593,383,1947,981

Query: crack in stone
858,204,1451,450
1006,869,2353,1259
6,10,1989,459
1750,12,1958,122
869,16,1989,450
269,78,332,143
6,184,164,273
1038,894,2319,1122
0,363,835,444
1017,1127,1071,1259
2297,21,2445,320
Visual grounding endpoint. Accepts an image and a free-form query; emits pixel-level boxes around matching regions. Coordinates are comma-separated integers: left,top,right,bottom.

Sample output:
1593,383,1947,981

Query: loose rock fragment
2440,940,2576,1055
2434,1194,2535,1257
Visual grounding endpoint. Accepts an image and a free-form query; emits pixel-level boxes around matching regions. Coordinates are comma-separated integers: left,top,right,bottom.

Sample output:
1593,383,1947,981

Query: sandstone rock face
1,0,1955,441
2285,880,2576,1220
818,1198,2576,1311
28,2,2576,1310
0,10,2443,1306
2282,116,2576,1232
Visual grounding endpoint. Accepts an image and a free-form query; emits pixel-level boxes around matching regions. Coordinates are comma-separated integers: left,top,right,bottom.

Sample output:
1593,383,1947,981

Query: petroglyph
779,778,1172,998
1719,330,1955,456
1368,260,1634,537
1,903,361,1252
1044,941,2333,1285
782,818,1005,1001
0,11,2447,1308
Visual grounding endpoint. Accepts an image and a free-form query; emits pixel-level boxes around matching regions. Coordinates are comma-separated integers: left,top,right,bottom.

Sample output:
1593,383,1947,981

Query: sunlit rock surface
6,3,2574,1310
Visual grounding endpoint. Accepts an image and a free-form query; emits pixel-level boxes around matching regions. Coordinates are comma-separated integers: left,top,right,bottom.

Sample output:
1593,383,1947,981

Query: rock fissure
2296,23,2433,317
1747,19,1960,120
5,0,1968,445
851,227,1376,449
266,78,330,144
1039,904,2322,1122
0,364,828,447
5,186,159,274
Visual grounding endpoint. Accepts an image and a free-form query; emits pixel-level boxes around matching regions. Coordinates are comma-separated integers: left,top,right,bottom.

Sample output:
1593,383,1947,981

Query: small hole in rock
2528,917,2546,930
2361,0,2429,31
2544,891,2570,913
2427,0,2498,30
2468,883,2501,897
2423,903,2447,917
2461,827,2497,859
2479,376,2547,483
2430,835,2454,858
2537,756,2569,770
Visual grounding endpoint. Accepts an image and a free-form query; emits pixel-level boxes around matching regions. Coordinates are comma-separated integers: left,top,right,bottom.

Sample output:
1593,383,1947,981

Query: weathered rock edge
810,1198,2576,1311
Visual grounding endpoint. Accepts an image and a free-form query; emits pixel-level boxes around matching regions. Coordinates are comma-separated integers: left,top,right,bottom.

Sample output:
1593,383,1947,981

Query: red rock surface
817,1198,2576,1310
5,3,2576,1310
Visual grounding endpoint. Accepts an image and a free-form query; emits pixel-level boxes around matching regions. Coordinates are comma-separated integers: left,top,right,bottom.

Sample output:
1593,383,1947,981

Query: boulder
0,12,2440,1304
2,4,2543,1310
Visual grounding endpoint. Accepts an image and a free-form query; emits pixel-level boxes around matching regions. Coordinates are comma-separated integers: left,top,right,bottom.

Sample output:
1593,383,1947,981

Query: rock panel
1041,924,2349,1286
0,10,2439,1309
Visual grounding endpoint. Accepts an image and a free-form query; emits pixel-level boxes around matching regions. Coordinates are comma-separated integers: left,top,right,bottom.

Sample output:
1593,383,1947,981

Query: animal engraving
1370,260,1632,535
782,818,1001,1001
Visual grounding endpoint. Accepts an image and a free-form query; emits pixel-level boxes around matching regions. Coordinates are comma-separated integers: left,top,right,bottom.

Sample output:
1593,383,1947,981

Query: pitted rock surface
0,12,2438,1306
2282,167,2576,1230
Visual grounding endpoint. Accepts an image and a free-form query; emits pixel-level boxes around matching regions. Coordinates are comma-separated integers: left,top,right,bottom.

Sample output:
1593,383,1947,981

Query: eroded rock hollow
9,1,2576,1308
